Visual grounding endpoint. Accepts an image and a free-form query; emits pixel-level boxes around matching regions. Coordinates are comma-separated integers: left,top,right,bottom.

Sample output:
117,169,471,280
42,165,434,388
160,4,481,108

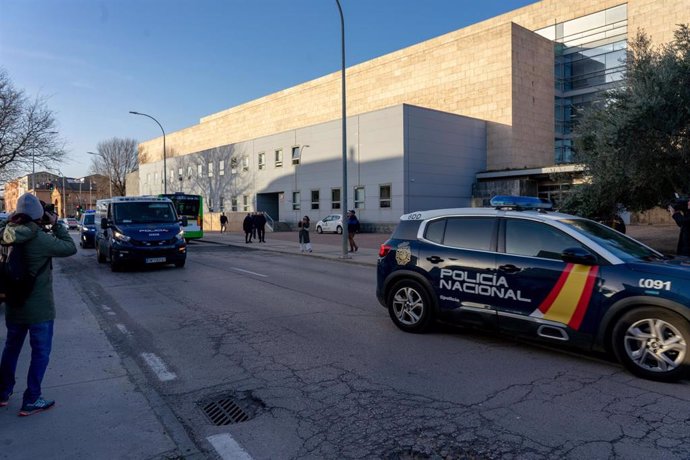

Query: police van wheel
175,260,185,268
612,307,690,382
387,279,433,333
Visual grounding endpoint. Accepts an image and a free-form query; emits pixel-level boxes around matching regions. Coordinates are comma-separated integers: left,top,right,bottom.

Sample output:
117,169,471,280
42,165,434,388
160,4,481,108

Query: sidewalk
0,261,197,459
198,230,386,266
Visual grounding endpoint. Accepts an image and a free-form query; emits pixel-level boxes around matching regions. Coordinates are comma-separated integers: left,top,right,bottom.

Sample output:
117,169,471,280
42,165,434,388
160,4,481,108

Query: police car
376,196,690,382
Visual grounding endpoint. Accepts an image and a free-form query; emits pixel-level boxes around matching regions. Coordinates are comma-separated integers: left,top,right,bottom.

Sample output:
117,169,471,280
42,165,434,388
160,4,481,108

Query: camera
39,201,57,226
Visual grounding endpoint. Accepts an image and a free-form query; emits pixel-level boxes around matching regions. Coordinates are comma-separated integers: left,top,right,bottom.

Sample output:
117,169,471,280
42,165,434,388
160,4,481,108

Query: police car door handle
498,264,521,273
426,256,444,264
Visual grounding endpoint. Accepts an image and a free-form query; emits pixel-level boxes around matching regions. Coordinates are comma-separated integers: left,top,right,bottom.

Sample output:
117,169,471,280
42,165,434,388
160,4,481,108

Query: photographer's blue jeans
0,320,54,404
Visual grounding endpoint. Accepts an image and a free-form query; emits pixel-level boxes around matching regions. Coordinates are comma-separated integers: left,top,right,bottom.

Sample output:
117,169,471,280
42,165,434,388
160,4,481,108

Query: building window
331,188,341,210
208,162,214,177
311,190,319,210
208,197,214,211
379,184,391,208
242,195,249,211
354,186,365,209
275,149,283,167
292,191,300,210
258,152,266,170
242,156,249,172
197,164,203,176
154,172,158,184
230,157,238,174
219,160,225,176
292,146,301,165
231,196,238,212
146,173,151,185
187,166,193,178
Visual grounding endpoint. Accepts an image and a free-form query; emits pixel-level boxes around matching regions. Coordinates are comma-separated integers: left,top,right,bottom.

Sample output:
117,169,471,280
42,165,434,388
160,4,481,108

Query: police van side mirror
101,218,109,230
561,247,597,266
179,216,188,227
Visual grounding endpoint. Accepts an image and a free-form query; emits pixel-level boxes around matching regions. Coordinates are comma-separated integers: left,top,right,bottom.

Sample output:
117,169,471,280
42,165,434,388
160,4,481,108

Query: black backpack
0,240,50,308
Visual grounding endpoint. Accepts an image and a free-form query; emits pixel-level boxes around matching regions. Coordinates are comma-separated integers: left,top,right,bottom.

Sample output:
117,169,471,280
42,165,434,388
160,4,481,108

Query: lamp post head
129,111,141,115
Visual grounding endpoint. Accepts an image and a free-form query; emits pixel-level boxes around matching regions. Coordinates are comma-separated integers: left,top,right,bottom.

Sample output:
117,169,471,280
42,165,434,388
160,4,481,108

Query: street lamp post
335,0,349,259
87,151,113,198
129,111,167,194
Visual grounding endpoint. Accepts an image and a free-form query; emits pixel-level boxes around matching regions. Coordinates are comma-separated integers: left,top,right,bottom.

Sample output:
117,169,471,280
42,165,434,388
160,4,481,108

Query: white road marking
230,267,267,277
207,433,253,460
115,323,130,335
140,352,177,381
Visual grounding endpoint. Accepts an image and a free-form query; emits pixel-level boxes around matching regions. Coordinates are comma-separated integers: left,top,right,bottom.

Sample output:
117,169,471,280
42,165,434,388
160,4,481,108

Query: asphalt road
7,234,690,459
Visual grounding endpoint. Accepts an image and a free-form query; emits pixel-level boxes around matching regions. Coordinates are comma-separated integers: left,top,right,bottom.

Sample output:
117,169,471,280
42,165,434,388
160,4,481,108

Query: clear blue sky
0,0,537,179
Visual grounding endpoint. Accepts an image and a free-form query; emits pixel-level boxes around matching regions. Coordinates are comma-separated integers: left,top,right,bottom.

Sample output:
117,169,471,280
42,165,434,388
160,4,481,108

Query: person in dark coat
346,210,360,252
670,200,690,256
250,213,258,240
298,216,312,253
243,213,253,243
255,212,267,243
219,213,228,233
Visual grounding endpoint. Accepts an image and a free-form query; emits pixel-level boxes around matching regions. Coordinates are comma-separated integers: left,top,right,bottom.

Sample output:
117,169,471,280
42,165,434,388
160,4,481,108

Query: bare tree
179,146,250,212
0,68,65,180
88,137,139,196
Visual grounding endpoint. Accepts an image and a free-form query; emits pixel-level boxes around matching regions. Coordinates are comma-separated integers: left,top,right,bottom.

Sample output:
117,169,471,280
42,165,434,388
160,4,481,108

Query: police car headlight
113,231,131,242
176,230,185,241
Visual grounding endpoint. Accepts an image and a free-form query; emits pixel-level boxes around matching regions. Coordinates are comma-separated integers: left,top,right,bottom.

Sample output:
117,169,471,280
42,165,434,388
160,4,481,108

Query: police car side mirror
101,217,109,230
561,247,597,266
180,216,188,227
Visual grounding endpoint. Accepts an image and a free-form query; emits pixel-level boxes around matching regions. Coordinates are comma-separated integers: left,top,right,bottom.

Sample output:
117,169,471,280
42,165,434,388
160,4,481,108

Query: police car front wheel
387,279,433,333
613,308,690,382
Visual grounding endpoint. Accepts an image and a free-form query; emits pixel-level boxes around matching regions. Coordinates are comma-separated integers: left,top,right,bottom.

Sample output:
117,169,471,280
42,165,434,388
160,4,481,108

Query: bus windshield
113,202,177,224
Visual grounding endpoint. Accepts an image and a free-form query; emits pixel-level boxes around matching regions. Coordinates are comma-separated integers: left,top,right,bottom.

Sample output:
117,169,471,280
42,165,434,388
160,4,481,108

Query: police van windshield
113,202,177,224
83,214,95,225
559,218,663,261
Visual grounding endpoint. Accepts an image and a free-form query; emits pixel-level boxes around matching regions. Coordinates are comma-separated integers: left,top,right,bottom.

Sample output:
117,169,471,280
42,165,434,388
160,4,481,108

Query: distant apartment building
135,0,689,225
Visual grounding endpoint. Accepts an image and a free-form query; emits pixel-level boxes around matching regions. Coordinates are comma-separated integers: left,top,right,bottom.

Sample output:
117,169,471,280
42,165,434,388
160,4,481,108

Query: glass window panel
443,218,495,251
606,4,627,24
506,219,583,260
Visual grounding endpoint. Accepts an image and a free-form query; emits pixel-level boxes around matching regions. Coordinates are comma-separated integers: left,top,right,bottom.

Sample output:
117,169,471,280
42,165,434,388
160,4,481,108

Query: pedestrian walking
219,213,228,233
255,212,267,243
669,199,690,256
243,213,253,243
0,193,77,416
347,210,360,252
298,216,312,253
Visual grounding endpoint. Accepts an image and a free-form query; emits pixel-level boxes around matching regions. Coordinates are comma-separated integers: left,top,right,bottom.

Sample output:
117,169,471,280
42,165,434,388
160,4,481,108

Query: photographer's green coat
0,221,77,324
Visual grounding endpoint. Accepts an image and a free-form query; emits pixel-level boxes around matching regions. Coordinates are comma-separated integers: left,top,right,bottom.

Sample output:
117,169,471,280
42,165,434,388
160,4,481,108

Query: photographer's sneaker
19,397,54,416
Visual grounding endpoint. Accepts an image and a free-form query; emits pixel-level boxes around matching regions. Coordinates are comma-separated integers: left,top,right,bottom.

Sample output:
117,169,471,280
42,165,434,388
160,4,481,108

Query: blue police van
95,196,187,271
376,196,690,381
78,209,97,248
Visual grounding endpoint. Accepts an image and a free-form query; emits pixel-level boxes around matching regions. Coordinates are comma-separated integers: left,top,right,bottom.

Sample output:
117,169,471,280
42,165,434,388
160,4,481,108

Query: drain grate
201,398,251,426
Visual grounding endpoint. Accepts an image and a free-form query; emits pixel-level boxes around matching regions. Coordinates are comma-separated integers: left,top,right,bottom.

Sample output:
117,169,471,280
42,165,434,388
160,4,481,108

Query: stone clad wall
139,0,690,172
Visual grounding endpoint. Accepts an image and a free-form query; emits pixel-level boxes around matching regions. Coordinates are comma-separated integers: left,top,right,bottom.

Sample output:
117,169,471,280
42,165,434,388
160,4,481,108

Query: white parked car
316,214,343,234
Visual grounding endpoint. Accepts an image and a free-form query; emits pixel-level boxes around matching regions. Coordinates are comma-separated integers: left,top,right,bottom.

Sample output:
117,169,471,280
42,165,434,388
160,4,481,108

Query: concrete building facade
136,0,690,225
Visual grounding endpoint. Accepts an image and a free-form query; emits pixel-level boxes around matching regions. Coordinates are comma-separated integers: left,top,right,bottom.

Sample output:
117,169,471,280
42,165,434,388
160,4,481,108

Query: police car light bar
490,195,553,210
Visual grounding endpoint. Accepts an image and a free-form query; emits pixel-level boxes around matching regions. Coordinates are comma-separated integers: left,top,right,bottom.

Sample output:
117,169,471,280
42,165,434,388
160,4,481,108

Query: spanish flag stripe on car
537,264,574,315
533,264,599,330
568,266,599,330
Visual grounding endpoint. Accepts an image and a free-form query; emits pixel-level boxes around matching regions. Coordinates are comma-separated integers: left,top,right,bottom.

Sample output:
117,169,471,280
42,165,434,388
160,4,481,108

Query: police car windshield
559,218,662,261
113,202,177,224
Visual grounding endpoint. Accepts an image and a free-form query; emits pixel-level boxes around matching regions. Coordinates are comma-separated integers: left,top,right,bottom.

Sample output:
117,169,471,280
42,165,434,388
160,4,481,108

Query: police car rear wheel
387,279,433,333
613,308,689,382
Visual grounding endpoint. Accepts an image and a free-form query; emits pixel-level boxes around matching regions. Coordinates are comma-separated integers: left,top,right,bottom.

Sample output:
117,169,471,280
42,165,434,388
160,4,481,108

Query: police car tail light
379,244,392,258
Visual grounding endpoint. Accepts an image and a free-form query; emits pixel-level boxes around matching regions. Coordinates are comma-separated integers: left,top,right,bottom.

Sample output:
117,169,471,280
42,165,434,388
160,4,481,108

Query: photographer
0,193,76,416
669,198,690,257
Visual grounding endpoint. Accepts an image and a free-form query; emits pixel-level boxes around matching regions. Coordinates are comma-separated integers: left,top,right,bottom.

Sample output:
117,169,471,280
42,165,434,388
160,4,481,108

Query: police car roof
399,207,577,222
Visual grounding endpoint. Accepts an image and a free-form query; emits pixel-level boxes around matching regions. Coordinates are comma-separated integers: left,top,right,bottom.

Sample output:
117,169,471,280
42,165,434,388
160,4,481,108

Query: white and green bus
160,193,204,240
